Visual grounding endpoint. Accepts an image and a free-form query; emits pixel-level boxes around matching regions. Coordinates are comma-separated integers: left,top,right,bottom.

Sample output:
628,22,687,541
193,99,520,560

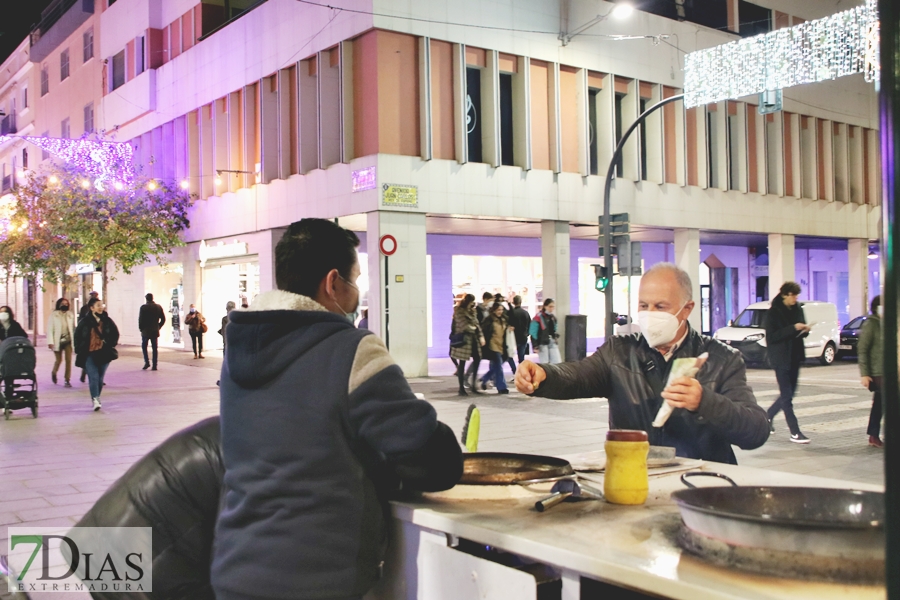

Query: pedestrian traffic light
592,264,610,292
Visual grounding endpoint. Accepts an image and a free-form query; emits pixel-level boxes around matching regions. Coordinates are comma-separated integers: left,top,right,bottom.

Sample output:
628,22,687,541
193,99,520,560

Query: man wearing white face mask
515,263,770,464
213,218,462,600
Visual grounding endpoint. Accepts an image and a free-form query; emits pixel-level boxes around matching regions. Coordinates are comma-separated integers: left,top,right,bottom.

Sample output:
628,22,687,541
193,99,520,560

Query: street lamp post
601,93,684,338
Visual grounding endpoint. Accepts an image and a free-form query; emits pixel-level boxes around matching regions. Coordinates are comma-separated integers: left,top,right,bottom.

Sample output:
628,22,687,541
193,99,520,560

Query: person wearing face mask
857,295,884,448
212,218,462,600
515,263,769,464
763,281,812,444
47,298,76,386
73,297,120,412
0,306,27,341
184,304,207,358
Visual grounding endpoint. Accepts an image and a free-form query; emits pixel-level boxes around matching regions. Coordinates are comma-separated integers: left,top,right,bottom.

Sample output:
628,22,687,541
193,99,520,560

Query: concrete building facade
0,0,882,374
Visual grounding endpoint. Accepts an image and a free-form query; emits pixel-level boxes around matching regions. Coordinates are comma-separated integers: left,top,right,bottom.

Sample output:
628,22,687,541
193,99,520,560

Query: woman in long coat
450,294,482,396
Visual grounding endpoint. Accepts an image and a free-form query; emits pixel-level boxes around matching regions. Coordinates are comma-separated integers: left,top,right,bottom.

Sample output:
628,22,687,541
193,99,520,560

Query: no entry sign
379,234,398,256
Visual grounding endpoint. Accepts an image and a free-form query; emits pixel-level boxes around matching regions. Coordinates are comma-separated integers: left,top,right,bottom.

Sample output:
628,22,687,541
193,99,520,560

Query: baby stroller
0,336,38,420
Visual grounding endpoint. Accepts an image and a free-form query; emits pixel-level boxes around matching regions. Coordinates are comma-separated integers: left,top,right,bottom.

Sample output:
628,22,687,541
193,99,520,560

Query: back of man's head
513,295,522,307
145,293,154,302
275,219,360,298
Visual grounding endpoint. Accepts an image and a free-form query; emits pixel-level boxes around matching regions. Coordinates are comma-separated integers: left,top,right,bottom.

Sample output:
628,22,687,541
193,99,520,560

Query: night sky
0,0,57,64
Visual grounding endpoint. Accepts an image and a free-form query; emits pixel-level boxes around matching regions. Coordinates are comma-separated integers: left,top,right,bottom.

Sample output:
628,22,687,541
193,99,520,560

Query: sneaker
768,419,775,433
142,363,150,370
869,436,884,448
92,398,101,412
51,372,57,384
64,381,72,388
790,432,810,444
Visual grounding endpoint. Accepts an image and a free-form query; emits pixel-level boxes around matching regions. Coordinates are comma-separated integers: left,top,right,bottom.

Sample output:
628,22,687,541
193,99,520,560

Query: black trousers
190,331,203,354
767,362,801,435
868,376,883,438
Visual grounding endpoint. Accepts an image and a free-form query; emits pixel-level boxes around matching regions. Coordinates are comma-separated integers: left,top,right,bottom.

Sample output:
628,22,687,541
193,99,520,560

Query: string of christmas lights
684,0,879,108
0,135,135,184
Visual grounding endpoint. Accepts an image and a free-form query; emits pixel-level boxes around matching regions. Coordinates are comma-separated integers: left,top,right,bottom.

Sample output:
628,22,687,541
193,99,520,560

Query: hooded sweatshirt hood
224,290,354,387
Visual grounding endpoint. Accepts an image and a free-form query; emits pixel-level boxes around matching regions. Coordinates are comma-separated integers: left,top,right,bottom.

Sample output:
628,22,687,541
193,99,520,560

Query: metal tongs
534,478,605,512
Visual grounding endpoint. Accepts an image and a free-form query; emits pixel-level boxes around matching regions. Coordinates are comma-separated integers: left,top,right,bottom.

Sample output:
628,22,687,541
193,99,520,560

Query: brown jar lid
607,429,649,442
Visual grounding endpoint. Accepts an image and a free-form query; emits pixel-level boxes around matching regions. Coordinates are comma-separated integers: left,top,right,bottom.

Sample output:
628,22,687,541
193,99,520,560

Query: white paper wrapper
652,352,709,427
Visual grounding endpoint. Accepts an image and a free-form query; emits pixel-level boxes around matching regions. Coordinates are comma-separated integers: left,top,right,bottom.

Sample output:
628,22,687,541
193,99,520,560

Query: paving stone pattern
0,344,884,599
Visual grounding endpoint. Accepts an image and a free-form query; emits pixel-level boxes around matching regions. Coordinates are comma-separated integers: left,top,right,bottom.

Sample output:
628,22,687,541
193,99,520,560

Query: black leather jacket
534,326,770,464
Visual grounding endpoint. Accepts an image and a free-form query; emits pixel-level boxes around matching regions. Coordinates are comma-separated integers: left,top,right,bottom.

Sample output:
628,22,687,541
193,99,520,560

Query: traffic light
592,264,610,292
598,213,642,276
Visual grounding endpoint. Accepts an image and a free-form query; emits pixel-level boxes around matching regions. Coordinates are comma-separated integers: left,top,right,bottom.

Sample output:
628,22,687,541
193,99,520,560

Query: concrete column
366,211,428,377
768,233,795,300
183,246,202,352
259,227,287,294
674,228,701,331
541,220,570,358
848,238,869,318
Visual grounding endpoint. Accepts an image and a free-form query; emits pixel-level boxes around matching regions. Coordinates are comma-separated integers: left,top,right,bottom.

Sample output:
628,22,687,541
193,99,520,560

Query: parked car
837,315,868,359
713,301,842,366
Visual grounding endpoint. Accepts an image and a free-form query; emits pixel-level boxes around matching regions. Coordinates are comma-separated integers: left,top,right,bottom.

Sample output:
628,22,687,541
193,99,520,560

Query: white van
713,301,841,365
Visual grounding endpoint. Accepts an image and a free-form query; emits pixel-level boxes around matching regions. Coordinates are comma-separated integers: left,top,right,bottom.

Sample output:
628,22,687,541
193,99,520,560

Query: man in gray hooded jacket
212,219,462,600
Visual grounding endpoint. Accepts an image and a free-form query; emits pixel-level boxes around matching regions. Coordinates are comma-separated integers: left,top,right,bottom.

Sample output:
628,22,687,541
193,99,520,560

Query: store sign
199,239,248,268
73,263,98,274
382,184,418,209
352,167,377,192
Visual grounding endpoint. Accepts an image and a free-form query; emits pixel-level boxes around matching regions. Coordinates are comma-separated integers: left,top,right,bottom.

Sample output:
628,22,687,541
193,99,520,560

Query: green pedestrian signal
592,264,609,292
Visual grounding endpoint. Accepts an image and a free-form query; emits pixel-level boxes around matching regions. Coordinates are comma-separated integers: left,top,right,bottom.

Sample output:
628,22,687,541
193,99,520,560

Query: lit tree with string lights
0,146,192,320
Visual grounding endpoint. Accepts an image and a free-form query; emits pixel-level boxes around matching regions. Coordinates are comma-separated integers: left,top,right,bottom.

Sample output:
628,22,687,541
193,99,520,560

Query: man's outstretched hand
515,360,546,394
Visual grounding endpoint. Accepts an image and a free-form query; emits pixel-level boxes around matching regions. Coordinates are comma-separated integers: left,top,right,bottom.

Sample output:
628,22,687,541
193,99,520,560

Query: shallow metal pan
460,452,574,485
671,472,884,561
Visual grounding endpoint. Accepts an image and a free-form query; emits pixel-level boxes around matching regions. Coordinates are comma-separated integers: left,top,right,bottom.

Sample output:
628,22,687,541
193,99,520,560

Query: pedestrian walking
480,302,510,394
138,293,166,371
219,301,236,352
465,292,496,386
0,306,27,341
508,295,531,366
450,294,483,396
764,281,812,444
184,304,207,358
78,291,99,383
47,298,75,387
530,299,561,364
858,295,884,448
74,297,119,412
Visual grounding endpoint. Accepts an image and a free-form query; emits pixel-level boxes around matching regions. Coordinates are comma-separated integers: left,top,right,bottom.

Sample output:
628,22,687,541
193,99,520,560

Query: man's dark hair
145,293,154,302
513,295,522,306
482,292,493,301
275,219,360,298
871,295,881,315
779,281,802,297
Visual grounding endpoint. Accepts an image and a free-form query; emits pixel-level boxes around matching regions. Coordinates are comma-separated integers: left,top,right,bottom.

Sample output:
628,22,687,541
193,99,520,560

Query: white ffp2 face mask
638,304,686,348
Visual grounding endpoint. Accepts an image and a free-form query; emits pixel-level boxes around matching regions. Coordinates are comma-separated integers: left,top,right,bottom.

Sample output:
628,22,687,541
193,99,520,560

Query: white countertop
391,463,885,600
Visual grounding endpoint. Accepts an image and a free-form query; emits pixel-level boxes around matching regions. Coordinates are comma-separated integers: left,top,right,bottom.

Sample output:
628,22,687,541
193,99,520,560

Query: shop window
727,108,741,190
499,73,514,166
40,66,49,96
589,88,599,175
639,98,649,181
83,28,94,63
466,67,483,163
738,0,772,37
84,103,94,134
614,92,625,177
707,110,719,189
60,49,70,81
111,50,126,90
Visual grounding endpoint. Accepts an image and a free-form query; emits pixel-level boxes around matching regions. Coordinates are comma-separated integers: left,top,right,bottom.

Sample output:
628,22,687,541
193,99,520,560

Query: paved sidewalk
0,344,885,599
